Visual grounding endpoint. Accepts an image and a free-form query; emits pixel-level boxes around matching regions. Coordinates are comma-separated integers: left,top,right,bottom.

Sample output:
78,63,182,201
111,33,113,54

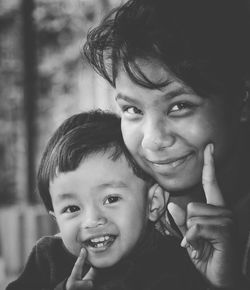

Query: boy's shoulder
6,235,76,290
35,234,63,251
136,230,195,273
33,234,75,264
33,234,63,257
130,230,206,290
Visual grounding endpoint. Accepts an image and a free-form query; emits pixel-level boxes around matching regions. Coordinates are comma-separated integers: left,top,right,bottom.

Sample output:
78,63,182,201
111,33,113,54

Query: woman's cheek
121,121,139,152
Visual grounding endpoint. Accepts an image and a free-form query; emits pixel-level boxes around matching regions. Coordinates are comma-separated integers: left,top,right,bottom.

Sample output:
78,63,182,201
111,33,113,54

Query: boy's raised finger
82,267,96,282
202,144,225,207
70,248,87,281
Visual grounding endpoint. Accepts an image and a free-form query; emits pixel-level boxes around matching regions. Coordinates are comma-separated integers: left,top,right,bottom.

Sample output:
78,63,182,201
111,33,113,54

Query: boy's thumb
82,267,96,282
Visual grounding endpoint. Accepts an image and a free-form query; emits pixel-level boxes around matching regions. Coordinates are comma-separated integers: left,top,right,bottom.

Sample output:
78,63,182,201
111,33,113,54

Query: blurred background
0,0,125,287
1,0,250,288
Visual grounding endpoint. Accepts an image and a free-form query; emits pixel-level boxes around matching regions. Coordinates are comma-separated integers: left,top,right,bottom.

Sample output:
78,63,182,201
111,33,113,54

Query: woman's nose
141,119,175,151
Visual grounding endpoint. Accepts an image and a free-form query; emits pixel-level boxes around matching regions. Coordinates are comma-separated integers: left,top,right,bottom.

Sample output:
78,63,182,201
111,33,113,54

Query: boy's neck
94,223,157,273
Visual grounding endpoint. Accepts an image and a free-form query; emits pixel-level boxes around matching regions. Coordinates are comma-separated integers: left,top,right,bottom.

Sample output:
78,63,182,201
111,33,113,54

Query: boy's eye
103,195,121,205
63,205,80,213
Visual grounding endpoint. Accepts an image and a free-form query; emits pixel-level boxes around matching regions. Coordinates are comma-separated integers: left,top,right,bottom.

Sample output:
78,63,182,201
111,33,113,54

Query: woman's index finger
202,144,225,206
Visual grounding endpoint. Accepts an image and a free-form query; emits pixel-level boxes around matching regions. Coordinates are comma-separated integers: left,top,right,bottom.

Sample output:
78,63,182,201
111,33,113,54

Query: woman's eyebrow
167,86,190,98
115,93,136,103
116,86,191,104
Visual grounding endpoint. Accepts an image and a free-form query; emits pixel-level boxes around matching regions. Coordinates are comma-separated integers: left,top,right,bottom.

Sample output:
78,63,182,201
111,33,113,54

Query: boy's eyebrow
54,193,76,202
54,182,129,202
97,181,128,189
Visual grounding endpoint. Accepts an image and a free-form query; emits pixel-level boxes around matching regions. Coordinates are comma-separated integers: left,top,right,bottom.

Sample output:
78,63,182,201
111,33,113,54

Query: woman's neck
169,183,205,210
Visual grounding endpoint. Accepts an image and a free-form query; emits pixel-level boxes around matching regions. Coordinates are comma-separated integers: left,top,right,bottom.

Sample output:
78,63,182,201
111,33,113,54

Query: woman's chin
156,175,201,196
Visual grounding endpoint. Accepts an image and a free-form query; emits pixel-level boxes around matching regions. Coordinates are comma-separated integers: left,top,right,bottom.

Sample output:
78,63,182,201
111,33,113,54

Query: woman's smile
144,151,195,174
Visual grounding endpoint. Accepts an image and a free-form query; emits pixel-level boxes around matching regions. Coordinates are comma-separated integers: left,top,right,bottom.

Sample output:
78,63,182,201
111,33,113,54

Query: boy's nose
83,209,108,229
141,119,175,151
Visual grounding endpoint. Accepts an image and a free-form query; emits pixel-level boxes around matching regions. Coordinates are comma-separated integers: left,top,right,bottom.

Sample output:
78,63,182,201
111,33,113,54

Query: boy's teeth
90,235,110,243
96,242,104,248
86,235,115,248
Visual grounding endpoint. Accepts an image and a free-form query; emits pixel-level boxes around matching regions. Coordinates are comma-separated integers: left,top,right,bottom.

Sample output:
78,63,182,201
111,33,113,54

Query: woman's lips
145,152,194,172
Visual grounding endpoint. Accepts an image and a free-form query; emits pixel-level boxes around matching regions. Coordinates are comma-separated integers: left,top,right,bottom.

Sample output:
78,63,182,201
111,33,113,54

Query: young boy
7,110,206,290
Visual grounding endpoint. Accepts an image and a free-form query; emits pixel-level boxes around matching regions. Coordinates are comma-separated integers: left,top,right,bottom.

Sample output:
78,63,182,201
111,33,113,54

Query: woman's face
115,58,239,194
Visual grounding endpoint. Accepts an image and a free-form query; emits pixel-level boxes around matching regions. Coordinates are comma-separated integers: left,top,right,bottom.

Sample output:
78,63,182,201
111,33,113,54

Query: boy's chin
88,257,118,269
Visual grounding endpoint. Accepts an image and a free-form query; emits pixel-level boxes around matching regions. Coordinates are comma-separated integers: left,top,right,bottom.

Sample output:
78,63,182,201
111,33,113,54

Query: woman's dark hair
37,110,151,212
84,0,250,101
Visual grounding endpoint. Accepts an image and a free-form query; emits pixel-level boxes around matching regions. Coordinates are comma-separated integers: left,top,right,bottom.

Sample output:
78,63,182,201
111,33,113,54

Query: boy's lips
83,234,116,252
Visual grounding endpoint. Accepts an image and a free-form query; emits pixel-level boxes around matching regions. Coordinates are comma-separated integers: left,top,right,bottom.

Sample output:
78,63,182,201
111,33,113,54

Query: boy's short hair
84,0,250,102
37,110,152,212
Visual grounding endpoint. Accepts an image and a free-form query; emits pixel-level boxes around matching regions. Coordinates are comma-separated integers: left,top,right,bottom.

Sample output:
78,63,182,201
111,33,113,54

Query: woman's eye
123,106,142,115
104,195,121,205
63,205,80,213
169,102,194,113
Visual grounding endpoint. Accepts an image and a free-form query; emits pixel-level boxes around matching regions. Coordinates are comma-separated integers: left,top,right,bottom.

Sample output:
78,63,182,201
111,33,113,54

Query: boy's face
49,152,150,268
115,58,239,194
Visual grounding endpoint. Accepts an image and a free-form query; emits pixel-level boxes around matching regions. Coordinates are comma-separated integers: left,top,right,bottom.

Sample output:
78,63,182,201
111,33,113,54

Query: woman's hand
168,144,238,288
66,248,96,290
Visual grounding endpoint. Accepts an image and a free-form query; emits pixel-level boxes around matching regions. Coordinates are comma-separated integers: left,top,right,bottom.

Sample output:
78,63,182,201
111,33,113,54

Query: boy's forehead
50,152,148,196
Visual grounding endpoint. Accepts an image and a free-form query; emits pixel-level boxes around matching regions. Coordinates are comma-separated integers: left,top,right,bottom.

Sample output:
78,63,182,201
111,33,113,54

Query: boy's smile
83,234,116,251
49,151,150,268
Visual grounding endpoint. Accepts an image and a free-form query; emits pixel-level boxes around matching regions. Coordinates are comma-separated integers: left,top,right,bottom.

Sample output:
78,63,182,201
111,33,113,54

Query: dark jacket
6,228,206,290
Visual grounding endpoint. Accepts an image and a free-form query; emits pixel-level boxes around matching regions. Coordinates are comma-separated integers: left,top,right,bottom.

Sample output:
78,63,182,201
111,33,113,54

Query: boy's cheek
61,229,81,256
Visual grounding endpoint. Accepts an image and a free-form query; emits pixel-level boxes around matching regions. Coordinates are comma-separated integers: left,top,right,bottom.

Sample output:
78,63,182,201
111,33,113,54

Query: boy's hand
66,248,96,290
168,144,238,288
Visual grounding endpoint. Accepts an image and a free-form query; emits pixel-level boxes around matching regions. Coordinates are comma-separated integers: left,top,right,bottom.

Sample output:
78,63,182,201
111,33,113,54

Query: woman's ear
240,90,250,122
49,210,56,220
148,184,169,222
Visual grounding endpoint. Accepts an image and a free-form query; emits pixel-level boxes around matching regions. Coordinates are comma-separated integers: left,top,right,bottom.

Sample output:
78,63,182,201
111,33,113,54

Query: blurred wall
0,0,125,287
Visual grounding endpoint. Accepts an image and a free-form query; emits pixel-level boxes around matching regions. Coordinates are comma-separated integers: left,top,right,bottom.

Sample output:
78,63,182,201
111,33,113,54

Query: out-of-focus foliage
34,0,122,174
36,0,98,98
0,0,22,204
0,0,124,205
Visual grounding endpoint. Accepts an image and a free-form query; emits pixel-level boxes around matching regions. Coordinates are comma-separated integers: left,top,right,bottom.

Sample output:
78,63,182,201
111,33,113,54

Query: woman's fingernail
181,236,188,248
191,249,199,259
155,184,162,194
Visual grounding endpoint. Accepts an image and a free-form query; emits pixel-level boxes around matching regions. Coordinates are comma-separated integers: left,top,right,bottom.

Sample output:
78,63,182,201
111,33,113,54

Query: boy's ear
148,184,168,222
